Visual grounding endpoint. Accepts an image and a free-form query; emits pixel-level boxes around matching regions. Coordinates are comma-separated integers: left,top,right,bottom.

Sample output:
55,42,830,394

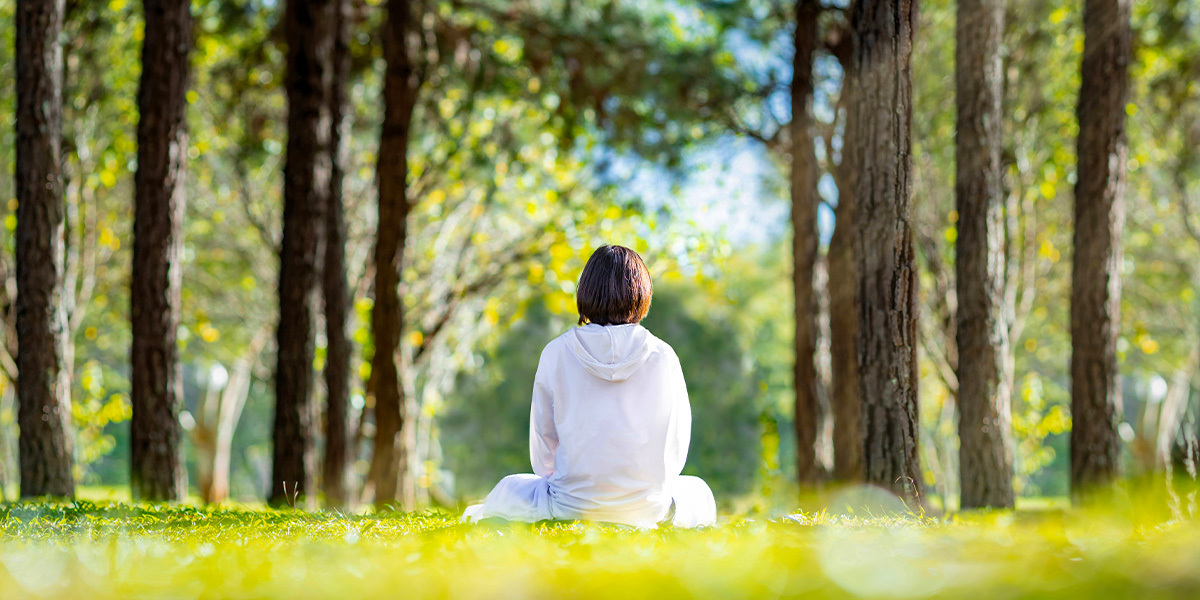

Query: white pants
462,474,716,528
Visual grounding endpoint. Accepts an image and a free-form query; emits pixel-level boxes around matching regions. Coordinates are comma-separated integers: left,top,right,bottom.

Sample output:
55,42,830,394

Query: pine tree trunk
369,0,419,509
130,0,191,503
322,0,353,508
829,27,861,483
955,0,1013,509
271,0,335,507
15,0,75,499
850,0,923,505
829,111,861,481
1070,0,1130,497
791,0,822,488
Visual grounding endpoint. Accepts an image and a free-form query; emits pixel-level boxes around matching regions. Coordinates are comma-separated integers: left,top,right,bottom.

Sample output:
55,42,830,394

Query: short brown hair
576,245,653,326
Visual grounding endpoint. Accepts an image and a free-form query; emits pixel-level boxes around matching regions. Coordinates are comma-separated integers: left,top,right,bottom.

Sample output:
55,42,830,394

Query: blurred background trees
0,0,1198,511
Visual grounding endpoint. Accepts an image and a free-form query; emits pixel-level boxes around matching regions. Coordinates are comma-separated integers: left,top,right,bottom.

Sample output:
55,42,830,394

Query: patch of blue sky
590,1,848,248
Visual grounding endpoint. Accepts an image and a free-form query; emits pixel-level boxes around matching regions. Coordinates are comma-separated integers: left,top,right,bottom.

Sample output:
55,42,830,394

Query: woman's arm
665,352,691,477
529,352,558,477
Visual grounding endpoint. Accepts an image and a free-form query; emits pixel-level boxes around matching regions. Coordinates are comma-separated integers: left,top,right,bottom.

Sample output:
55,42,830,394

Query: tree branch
235,156,281,254
1008,189,1039,345
412,239,546,365
1179,190,1200,249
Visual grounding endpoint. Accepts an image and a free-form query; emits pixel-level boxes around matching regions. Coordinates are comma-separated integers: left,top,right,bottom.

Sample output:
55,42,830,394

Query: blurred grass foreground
4,487,1200,599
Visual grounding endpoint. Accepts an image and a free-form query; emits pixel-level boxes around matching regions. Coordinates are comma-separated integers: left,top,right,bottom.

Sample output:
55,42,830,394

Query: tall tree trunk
828,22,861,483
829,110,861,481
954,0,1013,509
1070,0,1130,498
792,0,822,488
15,0,75,499
271,0,335,507
130,0,191,503
829,209,863,482
369,0,420,509
322,0,353,508
850,0,923,505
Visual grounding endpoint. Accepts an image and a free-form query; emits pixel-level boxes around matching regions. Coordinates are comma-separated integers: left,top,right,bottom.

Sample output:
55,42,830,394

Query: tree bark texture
369,0,420,508
16,0,75,499
954,0,1014,509
850,0,924,504
322,0,353,508
272,0,335,507
829,78,862,482
829,29,861,482
1070,0,1130,497
130,0,191,503
792,0,822,488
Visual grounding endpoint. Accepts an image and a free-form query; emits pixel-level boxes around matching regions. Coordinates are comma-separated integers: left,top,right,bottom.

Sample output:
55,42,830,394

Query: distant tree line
4,0,1181,510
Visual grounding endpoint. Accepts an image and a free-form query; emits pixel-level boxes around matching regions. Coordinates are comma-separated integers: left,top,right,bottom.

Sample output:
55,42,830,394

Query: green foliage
447,0,749,164
440,301,564,496
643,286,764,495
2,0,1199,508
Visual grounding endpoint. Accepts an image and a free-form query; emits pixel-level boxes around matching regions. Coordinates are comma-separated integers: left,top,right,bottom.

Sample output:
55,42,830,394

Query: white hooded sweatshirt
463,323,716,528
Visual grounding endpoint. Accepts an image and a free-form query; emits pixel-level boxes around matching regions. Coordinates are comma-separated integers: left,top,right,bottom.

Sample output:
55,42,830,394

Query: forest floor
0,493,1198,599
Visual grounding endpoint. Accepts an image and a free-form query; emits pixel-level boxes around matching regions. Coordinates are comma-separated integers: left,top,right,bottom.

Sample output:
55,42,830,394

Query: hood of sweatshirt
565,323,655,382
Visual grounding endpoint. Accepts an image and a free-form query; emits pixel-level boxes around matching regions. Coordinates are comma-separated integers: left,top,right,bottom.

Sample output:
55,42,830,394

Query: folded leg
666,475,716,528
462,473,553,523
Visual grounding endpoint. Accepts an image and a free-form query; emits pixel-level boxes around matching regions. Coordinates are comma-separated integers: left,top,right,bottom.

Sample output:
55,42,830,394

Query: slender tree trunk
954,0,1013,509
369,0,420,509
829,212,863,482
322,0,353,508
850,0,923,504
1070,0,1130,498
829,111,861,481
272,0,335,507
16,0,75,499
792,0,822,488
1156,360,1197,470
828,22,861,483
130,0,191,503
194,326,269,504
0,388,14,500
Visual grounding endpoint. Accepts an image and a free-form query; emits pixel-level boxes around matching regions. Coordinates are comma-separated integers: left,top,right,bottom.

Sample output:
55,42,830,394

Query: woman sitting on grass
464,244,716,528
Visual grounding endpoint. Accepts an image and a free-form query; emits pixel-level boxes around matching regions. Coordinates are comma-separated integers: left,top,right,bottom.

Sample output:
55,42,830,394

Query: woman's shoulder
544,328,574,349
537,329,575,360
640,327,681,362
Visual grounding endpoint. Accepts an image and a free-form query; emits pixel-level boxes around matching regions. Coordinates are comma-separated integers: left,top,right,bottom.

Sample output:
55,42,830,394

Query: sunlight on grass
2,486,1200,599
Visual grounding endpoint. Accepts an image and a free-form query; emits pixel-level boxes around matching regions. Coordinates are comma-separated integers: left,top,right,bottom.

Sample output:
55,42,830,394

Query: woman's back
533,323,690,525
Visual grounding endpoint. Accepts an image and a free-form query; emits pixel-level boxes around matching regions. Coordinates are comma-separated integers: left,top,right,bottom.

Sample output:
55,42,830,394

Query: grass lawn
1,490,1197,599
